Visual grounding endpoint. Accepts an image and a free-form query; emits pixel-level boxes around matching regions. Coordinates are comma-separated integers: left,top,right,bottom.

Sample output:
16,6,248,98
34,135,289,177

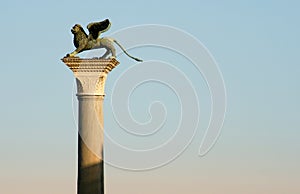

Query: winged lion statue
65,19,142,62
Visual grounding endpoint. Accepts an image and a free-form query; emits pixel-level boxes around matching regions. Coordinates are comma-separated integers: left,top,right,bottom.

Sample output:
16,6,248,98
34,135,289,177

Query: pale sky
0,0,299,194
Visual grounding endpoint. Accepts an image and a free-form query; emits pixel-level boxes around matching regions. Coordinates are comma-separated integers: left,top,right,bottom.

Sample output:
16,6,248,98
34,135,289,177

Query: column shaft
77,95,104,194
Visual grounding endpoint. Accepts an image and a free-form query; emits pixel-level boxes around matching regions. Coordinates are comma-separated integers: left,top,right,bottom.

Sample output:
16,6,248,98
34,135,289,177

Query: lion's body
66,20,142,62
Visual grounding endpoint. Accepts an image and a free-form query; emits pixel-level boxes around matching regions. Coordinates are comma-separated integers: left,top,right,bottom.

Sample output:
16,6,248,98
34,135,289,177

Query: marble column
62,57,119,194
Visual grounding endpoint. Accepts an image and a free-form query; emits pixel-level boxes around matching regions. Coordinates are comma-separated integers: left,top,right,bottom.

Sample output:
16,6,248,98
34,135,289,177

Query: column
62,57,119,194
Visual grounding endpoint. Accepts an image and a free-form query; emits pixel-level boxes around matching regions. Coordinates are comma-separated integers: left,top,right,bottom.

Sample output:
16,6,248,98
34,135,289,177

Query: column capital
62,57,120,96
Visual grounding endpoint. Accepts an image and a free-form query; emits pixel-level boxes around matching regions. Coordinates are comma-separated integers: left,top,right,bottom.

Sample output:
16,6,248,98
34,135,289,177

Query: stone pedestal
62,57,119,194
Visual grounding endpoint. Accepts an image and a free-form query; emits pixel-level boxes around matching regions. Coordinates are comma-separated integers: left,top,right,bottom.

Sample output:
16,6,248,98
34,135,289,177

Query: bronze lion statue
65,19,142,62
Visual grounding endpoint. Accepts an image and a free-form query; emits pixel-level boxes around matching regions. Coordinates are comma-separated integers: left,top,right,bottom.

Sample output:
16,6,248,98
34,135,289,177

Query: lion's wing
87,19,111,40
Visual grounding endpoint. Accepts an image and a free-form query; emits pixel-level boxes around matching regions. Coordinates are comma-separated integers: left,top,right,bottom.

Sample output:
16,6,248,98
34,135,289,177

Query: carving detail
95,76,107,94
75,75,107,95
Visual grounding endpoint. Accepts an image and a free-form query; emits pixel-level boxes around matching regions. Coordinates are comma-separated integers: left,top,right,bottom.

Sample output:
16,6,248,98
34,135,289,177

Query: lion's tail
111,39,143,62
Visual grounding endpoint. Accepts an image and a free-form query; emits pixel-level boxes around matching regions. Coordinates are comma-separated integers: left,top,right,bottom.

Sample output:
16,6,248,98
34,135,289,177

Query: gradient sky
0,0,300,194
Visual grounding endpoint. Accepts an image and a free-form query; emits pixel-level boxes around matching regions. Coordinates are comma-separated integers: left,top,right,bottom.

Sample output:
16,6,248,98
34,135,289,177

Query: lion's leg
100,45,115,59
100,49,110,59
68,51,78,57
110,45,116,58
67,39,87,57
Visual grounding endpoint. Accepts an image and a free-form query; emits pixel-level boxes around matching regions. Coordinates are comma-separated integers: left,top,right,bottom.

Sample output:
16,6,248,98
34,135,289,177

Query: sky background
1,0,300,194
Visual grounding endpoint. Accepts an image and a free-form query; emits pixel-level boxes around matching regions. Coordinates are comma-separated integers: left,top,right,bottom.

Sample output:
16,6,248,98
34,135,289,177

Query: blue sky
0,0,299,193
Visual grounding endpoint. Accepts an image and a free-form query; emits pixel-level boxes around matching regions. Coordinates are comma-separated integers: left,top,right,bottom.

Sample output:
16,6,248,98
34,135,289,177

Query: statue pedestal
62,57,119,194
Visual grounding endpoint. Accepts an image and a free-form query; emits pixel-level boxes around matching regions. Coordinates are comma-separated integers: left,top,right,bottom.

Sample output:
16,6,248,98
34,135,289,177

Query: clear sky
0,0,300,194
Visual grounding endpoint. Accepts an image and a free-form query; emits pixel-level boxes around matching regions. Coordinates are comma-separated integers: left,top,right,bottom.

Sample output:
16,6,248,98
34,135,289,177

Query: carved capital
75,74,107,95
62,57,119,96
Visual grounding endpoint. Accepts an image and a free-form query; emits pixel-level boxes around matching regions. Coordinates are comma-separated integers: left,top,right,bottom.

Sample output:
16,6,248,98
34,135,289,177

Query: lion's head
71,24,84,34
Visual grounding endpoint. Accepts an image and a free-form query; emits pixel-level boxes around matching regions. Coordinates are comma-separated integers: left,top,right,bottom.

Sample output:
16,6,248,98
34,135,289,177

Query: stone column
62,57,119,194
